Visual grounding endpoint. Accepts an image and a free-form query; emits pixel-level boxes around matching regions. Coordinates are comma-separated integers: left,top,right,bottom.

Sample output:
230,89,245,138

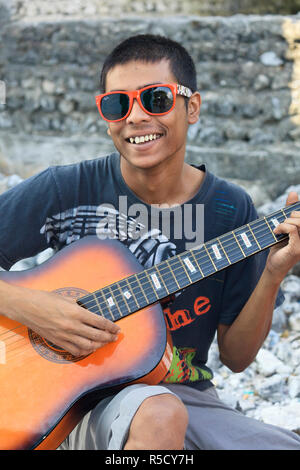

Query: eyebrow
109,82,164,92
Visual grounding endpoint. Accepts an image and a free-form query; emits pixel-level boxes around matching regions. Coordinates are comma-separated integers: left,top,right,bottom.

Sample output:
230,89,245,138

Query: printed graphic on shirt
40,197,204,251
164,295,211,331
163,346,213,383
40,204,177,268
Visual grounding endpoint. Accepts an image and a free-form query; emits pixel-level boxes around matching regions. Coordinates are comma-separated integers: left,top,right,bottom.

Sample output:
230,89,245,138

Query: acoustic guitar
0,200,297,450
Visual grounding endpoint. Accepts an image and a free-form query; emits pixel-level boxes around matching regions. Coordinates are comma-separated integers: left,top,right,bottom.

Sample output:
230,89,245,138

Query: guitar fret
207,239,230,271
193,245,216,277
134,273,150,304
166,259,181,290
234,225,259,256
124,277,141,309
264,216,277,242
113,282,129,316
144,270,159,299
183,255,196,273
247,223,261,249
190,249,204,277
168,256,191,289
204,244,217,271
92,292,104,316
129,273,152,308
217,237,231,265
154,265,169,296
232,231,246,257
250,218,277,250
97,288,115,321
153,260,178,294
109,285,124,318
178,255,192,283
175,253,203,285
218,232,243,264
145,267,169,299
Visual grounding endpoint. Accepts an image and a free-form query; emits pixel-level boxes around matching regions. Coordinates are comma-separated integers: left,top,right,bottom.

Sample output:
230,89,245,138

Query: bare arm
217,269,280,372
217,191,300,372
0,280,120,357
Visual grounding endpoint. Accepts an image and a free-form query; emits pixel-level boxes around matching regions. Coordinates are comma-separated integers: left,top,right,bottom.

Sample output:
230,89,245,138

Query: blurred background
0,0,300,204
0,0,300,436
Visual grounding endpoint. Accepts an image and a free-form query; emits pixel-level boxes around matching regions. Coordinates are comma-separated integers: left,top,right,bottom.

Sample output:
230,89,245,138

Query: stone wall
3,0,300,18
1,5,300,204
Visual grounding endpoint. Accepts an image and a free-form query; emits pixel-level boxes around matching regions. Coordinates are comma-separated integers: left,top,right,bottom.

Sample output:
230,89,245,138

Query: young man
0,35,300,450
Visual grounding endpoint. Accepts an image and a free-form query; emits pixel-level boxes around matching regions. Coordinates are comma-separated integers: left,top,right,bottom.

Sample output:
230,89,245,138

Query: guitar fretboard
77,201,300,321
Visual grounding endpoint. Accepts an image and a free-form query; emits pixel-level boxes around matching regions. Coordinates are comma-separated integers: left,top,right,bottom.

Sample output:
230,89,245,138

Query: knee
124,393,188,450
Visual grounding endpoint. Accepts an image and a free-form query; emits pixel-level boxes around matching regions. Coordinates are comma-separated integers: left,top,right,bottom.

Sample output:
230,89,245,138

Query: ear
107,127,111,136
187,92,201,125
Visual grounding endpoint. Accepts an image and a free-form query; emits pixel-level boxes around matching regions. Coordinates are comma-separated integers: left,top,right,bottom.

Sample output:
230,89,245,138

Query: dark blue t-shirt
0,153,284,389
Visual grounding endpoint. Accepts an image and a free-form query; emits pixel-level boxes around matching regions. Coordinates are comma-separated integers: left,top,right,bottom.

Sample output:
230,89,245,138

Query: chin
123,152,167,170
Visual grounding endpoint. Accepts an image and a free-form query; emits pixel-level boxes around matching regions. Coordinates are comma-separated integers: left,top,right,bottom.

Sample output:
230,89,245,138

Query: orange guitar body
0,236,173,450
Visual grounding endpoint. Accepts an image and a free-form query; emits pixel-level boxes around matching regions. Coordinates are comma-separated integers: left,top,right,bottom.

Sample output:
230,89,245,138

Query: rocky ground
0,172,300,436
208,184,300,436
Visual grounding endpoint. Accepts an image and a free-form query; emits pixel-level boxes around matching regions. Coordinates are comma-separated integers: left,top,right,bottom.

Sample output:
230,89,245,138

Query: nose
126,98,151,124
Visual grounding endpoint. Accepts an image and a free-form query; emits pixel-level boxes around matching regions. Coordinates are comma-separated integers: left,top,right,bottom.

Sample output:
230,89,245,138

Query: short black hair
100,34,197,93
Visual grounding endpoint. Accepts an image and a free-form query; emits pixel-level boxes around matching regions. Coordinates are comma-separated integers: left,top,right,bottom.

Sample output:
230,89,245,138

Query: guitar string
0,224,279,347
0,239,295,362
67,214,289,312
0,230,288,356
0,206,294,350
2,340,62,368
2,323,92,361
75,206,292,309
0,210,290,345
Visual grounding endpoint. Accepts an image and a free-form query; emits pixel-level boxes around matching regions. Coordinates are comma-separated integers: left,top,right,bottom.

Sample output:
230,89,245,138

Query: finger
59,331,118,357
279,217,300,227
59,338,95,357
74,305,121,334
274,221,300,235
77,322,120,344
273,222,300,253
285,191,299,206
274,218,300,238
289,210,300,218
68,304,120,334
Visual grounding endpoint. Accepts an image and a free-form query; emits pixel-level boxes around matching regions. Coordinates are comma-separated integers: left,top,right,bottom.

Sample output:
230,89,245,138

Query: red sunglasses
95,83,193,122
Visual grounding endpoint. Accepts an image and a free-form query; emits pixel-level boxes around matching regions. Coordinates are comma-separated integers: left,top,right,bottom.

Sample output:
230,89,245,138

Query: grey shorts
58,383,300,450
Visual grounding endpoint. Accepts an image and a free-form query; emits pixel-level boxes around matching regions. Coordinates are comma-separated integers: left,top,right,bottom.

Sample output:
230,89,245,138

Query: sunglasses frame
95,83,193,123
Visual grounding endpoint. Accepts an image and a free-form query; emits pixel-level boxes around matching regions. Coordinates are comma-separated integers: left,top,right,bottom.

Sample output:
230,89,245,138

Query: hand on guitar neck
266,191,300,284
0,281,121,357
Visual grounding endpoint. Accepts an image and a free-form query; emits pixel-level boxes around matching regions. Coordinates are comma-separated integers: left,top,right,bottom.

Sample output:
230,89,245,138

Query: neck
120,156,204,207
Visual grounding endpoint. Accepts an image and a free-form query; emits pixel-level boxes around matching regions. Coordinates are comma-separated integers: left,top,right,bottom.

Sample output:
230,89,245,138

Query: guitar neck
77,201,300,321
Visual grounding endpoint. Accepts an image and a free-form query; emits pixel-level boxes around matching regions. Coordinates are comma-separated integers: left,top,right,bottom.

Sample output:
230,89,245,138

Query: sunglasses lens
100,93,130,121
141,86,174,114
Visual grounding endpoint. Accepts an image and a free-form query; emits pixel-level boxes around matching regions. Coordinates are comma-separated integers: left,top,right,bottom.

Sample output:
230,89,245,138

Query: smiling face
105,60,200,173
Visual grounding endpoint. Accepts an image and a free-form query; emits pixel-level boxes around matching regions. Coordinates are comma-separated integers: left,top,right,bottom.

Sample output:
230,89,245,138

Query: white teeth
128,133,161,144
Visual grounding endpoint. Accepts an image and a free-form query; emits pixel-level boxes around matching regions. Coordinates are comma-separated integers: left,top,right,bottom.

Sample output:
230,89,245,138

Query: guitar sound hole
28,329,87,363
